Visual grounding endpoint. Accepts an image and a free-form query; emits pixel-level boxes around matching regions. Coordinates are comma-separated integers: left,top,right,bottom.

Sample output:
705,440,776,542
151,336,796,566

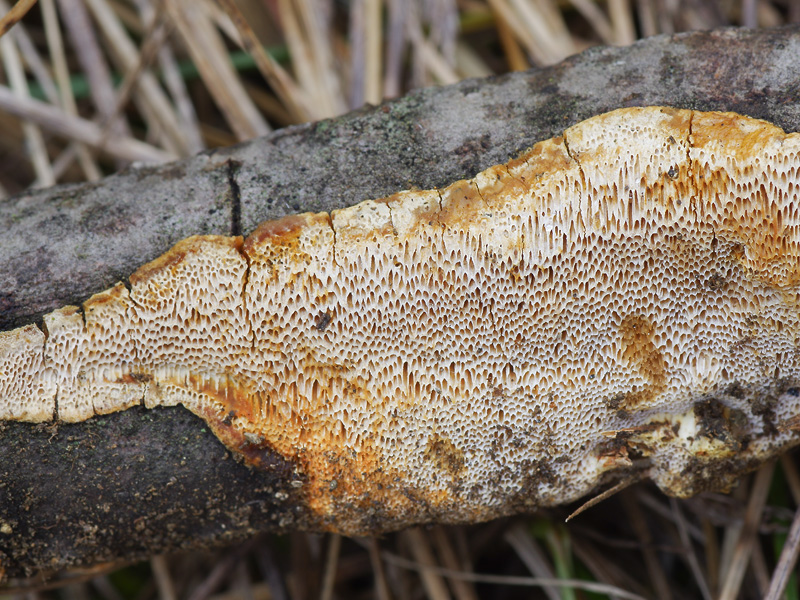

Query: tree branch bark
2,26,800,582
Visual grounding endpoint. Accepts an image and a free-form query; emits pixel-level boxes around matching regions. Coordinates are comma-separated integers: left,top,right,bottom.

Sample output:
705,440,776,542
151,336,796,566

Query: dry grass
0,0,799,598
0,0,795,193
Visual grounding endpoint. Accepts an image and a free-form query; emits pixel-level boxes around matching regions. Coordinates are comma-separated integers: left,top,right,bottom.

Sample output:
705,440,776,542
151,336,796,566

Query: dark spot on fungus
314,311,332,331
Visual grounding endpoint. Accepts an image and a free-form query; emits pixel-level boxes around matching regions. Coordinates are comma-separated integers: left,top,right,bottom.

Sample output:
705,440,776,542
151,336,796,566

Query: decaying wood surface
2,26,800,582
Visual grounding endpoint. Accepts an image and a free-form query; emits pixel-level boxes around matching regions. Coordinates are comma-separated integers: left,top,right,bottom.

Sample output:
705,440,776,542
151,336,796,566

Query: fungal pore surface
2,107,800,534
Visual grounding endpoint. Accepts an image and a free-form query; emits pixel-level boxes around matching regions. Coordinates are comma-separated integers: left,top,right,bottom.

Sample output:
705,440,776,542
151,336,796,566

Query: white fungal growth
2,107,800,534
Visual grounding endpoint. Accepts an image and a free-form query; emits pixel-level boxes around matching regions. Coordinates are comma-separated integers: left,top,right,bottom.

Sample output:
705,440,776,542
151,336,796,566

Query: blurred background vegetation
0,0,799,598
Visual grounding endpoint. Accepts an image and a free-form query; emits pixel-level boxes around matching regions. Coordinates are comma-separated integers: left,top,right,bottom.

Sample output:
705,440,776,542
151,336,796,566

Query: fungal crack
434,188,445,226
562,132,585,219
433,188,446,250
328,213,340,268
38,320,59,422
239,244,256,350
53,382,60,422
685,111,694,180
227,159,243,237
472,181,489,210
504,165,529,192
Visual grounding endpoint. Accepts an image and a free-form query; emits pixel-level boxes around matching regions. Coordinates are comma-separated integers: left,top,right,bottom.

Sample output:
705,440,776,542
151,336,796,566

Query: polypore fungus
2,106,800,534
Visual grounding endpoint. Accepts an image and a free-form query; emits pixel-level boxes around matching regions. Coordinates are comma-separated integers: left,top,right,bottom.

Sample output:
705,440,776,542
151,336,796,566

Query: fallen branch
1,26,800,583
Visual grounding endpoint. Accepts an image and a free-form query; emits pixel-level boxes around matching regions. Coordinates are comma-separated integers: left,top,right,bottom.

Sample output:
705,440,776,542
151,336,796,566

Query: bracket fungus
2,106,800,535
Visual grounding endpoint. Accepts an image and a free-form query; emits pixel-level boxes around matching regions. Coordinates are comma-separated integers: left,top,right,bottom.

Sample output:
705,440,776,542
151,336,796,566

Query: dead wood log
2,26,800,582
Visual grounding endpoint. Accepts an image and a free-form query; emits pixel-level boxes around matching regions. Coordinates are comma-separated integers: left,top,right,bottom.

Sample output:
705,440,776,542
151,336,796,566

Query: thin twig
764,455,800,600
566,476,640,521
186,539,258,600
4,3,59,104
56,0,130,146
131,0,203,153
363,0,382,105
571,535,652,597
405,1,459,85
609,0,636,44
253,538,290,600
765,503,800,600
493,11,528,71
382,0,405,97
295,0,345,117
348,0,366,109
568,0,615,44
93,2,171,153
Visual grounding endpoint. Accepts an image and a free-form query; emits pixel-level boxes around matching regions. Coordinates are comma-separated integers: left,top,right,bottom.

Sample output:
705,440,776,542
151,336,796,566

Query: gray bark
2,25,800,581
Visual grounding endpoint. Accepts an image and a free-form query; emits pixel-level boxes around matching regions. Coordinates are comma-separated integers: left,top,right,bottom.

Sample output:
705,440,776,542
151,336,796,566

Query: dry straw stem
504,524,562,600
429,527,480,600
319,534,342,600
40,0,101,181
91,2,172,161
365,538,393,600
2,1,58,104
0,0,53,187
0,0,37,37
0,84,174,161
163,0,269,141
569,534,651,596
381,0,405,97
379,544,649,600
764,456,800,600
348,0,383,108
718,462,776,600
56,0,132,143
83,0,189,155
623,492,671,600
363,0,382,105
405,2,460,85
670,498,713,600
216,0,310,123
277,0,345,120
402,528,452,600
150,555,179,600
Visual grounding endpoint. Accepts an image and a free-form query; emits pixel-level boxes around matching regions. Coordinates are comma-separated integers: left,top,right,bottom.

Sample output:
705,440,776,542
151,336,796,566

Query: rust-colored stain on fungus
3,107,800,534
